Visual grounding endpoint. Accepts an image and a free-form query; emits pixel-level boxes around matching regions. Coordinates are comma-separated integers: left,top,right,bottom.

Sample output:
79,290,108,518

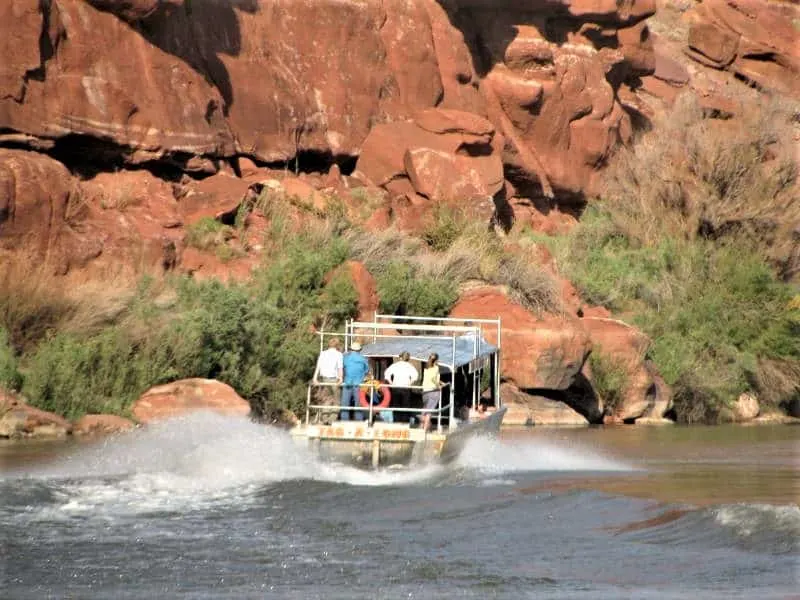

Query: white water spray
454,434,634,474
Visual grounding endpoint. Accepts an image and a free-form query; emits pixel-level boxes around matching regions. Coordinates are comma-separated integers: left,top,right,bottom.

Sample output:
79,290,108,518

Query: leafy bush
422,205,467,252
588,351,628,416
377,262,458,317
556,206,800,420
22,328,174,418
0,327,22,392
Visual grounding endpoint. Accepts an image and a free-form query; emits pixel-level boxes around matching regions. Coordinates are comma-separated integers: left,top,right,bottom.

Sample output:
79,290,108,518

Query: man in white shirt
384,351,418,423
312,338,343,422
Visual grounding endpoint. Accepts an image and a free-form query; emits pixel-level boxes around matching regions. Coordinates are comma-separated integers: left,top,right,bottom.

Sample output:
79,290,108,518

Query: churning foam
714,503,800,550
5,414,633,517
6,413,444,517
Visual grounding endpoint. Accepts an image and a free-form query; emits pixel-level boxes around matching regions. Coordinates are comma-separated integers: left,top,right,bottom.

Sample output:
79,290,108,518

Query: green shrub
185,217,232,251
422,205,466,252
557,206,800,421
0,327,22,392
588,351,628,416
22,328,174,419
319,268,360,328
377,262,458,317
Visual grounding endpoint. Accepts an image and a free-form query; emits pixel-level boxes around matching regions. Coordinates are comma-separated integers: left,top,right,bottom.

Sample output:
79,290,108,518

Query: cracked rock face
1,0,655,199
684,0,800,98
450,1,655,196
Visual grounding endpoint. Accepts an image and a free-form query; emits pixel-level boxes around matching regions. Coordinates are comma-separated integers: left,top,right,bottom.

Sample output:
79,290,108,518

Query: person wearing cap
340,341,369,421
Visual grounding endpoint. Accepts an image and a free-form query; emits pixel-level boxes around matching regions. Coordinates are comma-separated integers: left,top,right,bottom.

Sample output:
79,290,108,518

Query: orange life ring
359,384,391,409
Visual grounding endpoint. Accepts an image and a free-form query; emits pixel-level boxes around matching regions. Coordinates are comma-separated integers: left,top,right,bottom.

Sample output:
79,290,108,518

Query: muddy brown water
1,416,798,599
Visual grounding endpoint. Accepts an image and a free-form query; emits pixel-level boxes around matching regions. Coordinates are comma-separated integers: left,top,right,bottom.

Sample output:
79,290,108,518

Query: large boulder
684,0,800,98
73,413,136,436
581,317,671,421
0,149,186,281
732,392,760,423
450,286,590,391
131,378,251,423
0,149,78,275
354,108,504,225
501,383,589,427
0,391,72,438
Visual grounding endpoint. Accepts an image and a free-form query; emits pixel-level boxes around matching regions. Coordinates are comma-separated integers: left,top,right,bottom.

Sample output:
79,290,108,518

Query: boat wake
454,434,634,474
0,413,445,518
1,414,637,520
618,502,800,555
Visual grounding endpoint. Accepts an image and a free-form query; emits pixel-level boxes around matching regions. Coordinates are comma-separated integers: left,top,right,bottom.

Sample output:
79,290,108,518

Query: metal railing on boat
304,381,452,433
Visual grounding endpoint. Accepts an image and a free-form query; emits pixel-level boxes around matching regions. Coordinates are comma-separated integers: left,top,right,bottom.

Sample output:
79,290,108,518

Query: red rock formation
85,1,183,23
684,0,800,98
131,378,251,423
0,0,658,195
354,108,504,226
452,0,656,196
581,317,674,421
73,413,136,435
0,149,186,282
500,382,589,427
450,285,591,390
0,390,72,438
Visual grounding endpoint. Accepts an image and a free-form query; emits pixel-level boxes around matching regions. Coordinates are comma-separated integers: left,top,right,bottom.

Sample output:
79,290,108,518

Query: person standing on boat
421,353,443,432
312,337,343,422
383,351,418,423
313,337,343,386
341,341,369,421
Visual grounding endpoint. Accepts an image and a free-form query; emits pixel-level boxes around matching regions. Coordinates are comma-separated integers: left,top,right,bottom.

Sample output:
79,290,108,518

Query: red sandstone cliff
1,0,797,427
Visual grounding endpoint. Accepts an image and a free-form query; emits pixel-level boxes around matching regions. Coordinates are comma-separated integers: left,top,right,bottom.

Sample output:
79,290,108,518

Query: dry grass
346,216,564,315
345,226,423,274
647,0,693,44
753,358,800,408
0,265,77,354
61,276,142,336
0,257,150,354
602,92,800,280
98,182,141,211
64,183,90,226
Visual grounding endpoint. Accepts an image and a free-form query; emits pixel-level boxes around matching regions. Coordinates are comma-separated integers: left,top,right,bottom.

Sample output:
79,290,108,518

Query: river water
1,414,797,599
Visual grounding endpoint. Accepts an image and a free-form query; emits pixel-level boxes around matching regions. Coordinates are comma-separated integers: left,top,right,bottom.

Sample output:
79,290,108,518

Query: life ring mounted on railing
358,383,391,409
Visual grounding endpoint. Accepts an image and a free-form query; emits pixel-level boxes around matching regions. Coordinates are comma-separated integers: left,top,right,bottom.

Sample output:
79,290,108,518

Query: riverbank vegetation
0,95,796,425
542,94,800,422
0,193,560,421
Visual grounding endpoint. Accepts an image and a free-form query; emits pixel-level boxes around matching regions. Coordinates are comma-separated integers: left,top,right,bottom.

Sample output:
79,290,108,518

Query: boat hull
291,407,507,468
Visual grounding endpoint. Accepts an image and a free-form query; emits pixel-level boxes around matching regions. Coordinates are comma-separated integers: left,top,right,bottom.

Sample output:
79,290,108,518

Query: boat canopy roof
360,335,497,370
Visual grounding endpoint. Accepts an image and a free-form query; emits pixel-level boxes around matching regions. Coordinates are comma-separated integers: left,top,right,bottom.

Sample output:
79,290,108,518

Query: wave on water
454,434,634,475
0,413,444,517
619,502,800,555
713,503,800,554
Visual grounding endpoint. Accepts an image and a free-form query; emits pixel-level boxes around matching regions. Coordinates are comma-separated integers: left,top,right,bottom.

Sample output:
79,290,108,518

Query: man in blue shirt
341,341,369,421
